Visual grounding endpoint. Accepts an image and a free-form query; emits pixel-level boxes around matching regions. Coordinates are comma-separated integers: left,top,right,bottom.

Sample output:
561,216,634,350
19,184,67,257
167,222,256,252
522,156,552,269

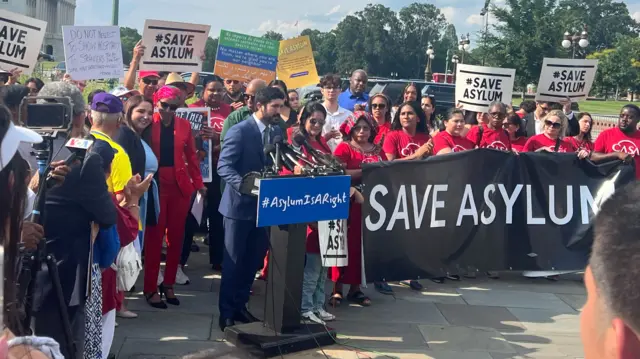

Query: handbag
111,242,142,292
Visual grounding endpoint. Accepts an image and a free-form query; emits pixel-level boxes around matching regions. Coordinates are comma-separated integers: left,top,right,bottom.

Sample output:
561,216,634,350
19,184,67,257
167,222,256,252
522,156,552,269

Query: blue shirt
338,88,369,112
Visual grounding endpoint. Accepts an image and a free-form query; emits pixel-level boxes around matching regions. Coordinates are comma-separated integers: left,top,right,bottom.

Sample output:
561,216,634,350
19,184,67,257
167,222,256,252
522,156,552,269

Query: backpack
111,242,142,292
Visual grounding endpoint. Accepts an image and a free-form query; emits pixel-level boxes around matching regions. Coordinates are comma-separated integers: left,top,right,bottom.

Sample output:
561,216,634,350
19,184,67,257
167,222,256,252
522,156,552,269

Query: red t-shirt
510,137,528,153
374,121,392,146
566,136,594,152
382,130,430,159
466,124,512,151
594,127,640,179
432,130,475,154
189,100,231,163
334,141,386,169
523,134,576,153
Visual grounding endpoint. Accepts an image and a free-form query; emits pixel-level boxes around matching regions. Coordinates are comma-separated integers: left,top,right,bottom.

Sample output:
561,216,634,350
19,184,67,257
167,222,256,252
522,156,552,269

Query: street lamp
390,72,398,79
562,25,589,58
452,55,460,82
424,44,435,82
458,33,471,63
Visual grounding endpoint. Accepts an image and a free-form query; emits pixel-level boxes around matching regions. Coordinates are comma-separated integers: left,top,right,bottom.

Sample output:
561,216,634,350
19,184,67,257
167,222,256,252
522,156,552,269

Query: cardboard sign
141,20,210,72
176,107,212,183
0,9,46,74
276,35,320,89
318,219,348,267
455,64,516,112
62,26,123,81
214,30,278,83
536,58,598,102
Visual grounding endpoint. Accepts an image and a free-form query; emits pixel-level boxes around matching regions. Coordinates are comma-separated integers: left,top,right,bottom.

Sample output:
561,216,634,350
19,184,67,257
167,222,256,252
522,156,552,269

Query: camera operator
29,89,118,358
0,106,63,358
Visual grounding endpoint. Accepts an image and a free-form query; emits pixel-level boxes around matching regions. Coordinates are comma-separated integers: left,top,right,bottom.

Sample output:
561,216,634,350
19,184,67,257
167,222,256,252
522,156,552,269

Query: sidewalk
112,240,586,359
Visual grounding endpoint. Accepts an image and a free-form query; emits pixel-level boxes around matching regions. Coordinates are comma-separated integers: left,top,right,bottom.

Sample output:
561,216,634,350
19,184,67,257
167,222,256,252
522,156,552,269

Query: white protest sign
455,64,516,112
0,9,46,75
536,58,598,102
318,219,348,267
141,20,210,72
62,26,123,81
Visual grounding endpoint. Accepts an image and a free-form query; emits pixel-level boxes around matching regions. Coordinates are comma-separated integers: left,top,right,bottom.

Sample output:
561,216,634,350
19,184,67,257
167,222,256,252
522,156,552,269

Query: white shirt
534,113,542,135
322,103,352,152
253,114,268,143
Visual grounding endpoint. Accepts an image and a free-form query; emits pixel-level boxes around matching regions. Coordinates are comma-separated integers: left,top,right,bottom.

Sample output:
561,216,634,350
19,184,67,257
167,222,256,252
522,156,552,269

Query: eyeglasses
142,77,158,86
310,118,325,127
225,79,239,85
544,120,562,129
489,112,505,119
322,86,338,91
160,102,179,111
371,103,387,110
243,93,254,102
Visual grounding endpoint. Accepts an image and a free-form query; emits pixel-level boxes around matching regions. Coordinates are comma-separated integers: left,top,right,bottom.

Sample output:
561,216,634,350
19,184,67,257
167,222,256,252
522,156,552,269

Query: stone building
0,0,76,61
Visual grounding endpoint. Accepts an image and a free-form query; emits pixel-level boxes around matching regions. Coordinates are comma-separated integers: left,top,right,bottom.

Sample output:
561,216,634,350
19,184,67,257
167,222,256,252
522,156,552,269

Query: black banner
362,149,635,282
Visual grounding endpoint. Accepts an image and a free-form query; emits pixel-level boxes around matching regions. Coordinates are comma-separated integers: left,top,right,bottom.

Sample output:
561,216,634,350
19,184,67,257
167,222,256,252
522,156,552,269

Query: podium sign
256,175,351,227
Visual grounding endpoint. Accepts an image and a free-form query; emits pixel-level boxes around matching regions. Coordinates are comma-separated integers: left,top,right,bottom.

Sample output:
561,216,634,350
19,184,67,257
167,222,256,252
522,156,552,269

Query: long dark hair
298,101,331,153
396,82,423,105
506,113,527,138
391,101,428,133
367,93,392,125
576,112,593,142
0,104,29,333
269,79,290,107
124,95,153,144
421,95,437,131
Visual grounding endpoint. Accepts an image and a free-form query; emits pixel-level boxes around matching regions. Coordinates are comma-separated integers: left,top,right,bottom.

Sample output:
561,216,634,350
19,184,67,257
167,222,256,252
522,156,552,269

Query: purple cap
91,92,124,114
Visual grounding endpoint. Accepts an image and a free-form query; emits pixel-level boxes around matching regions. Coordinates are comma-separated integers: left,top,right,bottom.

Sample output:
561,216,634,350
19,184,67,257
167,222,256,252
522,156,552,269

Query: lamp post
458,33,471,63
424,44,435,82
452,55,460,82
562,25,589,59
112,0,119,25
390,72,398,79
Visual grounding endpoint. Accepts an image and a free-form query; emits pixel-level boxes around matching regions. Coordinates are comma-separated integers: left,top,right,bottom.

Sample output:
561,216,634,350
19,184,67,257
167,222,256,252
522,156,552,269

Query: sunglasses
371,103,387,110
544,120,562,129
225,79,239,84
142,77,158,86
310,118,325,127
489,112,505,119
160,102,179,111
243,93,254,102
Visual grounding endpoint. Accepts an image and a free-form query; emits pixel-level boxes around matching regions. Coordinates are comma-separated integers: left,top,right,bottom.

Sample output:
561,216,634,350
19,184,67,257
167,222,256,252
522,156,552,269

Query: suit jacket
36,151,117,309
524,112,579,138
217,116,281,221
150,113,204,197
524,112,536,138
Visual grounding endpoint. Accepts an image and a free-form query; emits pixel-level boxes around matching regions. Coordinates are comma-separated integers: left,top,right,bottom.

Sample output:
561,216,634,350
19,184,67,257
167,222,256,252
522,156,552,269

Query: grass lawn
577,100,638,115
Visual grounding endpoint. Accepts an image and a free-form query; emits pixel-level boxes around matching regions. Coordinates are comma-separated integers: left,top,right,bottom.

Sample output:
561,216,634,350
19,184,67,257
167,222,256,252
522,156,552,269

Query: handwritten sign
276,35,319,89
0,9,46,74
536,58,598,102
455,64,516,112
318,219,348,267
141,20,210,72
176,107,212,183
62,26,123,80
214,30,278,83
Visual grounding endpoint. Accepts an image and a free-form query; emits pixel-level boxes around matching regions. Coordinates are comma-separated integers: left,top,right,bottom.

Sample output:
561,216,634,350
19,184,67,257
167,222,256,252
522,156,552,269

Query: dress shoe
234,308,259,323
219,317,235,331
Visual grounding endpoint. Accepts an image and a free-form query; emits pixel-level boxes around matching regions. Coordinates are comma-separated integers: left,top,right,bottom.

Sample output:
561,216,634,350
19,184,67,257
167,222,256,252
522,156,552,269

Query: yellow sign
276,36,320,89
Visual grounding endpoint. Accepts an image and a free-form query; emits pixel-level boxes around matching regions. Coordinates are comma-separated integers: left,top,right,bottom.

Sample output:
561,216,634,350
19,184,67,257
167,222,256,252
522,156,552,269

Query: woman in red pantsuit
328,111,385,307
144,86,206,308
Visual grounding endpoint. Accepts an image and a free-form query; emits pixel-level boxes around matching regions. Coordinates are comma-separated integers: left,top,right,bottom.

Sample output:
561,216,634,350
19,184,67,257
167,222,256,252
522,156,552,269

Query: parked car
369,79,456,116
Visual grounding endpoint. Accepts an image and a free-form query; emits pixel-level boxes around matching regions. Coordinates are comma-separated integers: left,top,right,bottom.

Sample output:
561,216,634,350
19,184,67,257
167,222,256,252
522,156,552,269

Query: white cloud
466,14,484,25
257,19,315,37
633,11,640,22
440,7,456,22
326,5,341,16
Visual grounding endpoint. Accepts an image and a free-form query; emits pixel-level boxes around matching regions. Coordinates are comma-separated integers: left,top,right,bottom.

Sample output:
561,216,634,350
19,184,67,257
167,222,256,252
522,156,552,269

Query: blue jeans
301,253,327,313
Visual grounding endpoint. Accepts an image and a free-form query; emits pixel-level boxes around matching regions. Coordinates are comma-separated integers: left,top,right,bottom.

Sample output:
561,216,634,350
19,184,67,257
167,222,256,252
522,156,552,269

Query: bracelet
126,204,139,210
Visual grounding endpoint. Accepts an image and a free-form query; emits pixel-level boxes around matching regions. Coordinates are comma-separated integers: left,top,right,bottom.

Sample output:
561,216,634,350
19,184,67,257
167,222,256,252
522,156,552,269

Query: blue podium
225,174,351,358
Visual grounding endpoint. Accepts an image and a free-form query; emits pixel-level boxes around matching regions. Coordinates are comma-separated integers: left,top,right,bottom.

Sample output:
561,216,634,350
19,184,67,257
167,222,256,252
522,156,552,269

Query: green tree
587,36,640,98
300,29,336,75
398,3,448,78
203,37,218,72
120,27,141,65
263,31,284,41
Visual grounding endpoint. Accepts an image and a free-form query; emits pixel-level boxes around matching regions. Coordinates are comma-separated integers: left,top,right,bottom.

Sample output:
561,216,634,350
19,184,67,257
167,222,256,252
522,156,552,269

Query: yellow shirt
90,130,132,194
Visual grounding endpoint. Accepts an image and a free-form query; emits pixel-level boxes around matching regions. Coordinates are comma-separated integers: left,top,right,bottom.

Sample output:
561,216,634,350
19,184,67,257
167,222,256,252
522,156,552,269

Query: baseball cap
111,85,141,99
0,122,42,172
139,71,160,79
91,92,124,114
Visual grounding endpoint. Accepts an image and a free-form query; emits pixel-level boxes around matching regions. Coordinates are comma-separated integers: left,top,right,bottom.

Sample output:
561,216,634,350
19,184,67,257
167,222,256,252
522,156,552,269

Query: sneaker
400,280,423,291
116,310,138,319
315,308,335,322
157,270,164,286
301,311,325,325
374,281,394,295
175,266,190,285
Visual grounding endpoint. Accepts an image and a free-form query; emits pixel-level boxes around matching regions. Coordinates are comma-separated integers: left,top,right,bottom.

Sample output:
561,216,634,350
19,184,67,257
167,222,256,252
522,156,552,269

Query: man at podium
216,87,286,331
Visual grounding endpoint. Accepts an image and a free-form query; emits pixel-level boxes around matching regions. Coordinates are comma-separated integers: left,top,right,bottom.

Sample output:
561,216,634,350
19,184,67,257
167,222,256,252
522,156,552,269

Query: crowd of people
0,37,639,359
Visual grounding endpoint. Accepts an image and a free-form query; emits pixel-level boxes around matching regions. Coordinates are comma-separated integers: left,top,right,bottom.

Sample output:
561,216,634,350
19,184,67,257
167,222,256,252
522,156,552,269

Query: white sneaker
157,269,164,286
175,266,190,285
315,308,335,322
301,311,325,325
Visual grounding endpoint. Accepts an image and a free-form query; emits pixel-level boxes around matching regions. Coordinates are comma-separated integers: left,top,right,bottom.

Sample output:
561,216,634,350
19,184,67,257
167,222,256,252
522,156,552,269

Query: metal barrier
590,114,618,139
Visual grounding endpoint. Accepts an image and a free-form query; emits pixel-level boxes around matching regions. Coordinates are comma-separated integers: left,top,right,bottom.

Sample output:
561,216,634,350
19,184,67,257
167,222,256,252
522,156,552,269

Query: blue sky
76,0,640,45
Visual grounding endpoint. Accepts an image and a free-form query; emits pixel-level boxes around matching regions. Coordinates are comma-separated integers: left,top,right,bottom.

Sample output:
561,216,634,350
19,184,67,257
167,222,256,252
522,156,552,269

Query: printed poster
214,30,278,83
455,64,516,113
176,107,212,183
536,58,598,102
62,26,123,80
276,35,320,89
0,9,47,74
141,20,210,72
318,219,348,267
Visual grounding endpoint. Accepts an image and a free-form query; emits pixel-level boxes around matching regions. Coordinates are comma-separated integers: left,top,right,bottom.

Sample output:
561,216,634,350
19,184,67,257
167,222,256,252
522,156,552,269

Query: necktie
263,125,271,144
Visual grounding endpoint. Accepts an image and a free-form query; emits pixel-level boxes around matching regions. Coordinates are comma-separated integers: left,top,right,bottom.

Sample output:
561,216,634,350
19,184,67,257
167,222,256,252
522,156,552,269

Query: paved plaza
112,240,586,359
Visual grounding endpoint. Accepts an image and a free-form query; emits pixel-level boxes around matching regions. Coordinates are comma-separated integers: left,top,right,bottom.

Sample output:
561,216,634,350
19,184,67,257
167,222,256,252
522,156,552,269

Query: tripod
18,136,78,359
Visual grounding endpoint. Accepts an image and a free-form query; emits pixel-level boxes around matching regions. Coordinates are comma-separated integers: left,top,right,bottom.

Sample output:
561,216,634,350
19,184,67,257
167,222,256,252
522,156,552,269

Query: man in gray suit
524,101,555,137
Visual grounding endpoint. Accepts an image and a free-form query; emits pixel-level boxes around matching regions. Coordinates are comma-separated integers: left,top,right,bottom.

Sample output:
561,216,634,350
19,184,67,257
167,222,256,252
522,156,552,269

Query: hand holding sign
133,40,146,62
535,58,598,102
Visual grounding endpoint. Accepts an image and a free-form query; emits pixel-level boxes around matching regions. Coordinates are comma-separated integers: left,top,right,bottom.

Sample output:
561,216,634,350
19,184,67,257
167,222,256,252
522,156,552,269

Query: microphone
273,135,283,172
264,142,296,173
264,144,277,169
293,133,338,168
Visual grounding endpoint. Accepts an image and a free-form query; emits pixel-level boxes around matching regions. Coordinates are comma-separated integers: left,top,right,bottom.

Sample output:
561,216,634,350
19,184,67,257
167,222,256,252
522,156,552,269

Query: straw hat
165,72,196,97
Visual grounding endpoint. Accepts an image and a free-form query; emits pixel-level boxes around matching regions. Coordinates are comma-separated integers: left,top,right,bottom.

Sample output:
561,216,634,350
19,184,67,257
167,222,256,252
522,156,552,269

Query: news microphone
264,144,277,168
293,133,336,168
273,135,283,172
279,140,318,170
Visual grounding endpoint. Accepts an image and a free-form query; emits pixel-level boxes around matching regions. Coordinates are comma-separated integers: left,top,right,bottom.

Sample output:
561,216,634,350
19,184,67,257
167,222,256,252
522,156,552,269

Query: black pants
32,302,85,359
181,174,224,266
